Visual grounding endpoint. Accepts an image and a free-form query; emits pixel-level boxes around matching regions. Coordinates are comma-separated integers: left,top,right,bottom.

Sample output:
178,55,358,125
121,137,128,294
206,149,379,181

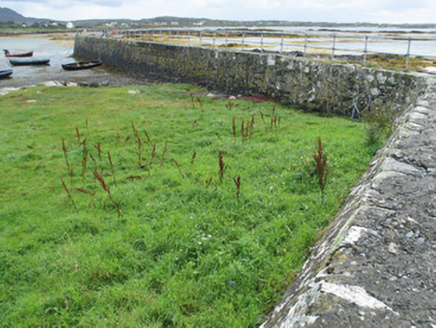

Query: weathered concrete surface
261,78,436,328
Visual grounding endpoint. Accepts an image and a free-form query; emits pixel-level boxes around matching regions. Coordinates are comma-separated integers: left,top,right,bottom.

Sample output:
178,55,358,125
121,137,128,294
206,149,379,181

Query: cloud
2,0,436,23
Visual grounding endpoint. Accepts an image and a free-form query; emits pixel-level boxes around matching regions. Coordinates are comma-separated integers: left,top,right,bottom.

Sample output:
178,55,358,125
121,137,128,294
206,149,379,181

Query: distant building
193,21,206,26
66,22,75,29
171,22,179,26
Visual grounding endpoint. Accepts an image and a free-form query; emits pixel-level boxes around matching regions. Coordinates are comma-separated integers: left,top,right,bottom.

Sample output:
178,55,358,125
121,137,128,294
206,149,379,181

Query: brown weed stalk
108,151,117,186
95,142,102,162
61,177,78,213
218,150,228,182
232,117,236,142
233,175,241,199
81,139,88,180
93,169,121,216
191,149,197,165
62,138,70,173
241,119,245,143
250,115,255,140
132,123,143,168
159,141,168,167
144,130,152,145
75,128,81,143
313,136,329,202
149,143,156,168
75,188,95,196
173,159,182,174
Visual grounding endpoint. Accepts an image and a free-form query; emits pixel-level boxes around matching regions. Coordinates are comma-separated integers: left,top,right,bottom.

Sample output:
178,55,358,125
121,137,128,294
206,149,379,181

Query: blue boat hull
9,58,50,66
0,69,13,79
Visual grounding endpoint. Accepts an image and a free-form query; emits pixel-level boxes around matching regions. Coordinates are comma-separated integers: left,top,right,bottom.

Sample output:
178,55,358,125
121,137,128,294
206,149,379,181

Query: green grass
0,83,374,326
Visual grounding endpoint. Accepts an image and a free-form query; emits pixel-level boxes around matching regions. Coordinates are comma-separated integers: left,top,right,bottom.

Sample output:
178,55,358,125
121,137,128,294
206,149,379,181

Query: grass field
0,83,375,326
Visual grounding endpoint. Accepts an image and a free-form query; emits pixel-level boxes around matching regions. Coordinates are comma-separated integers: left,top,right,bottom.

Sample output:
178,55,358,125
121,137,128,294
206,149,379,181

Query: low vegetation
0,83,375,326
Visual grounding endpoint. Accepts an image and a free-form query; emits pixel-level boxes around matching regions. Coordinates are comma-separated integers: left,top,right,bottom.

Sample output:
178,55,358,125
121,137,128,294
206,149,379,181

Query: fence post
363,36,368,65
188,31,191,46
177,30,180,44
200,31,202,47
225,32,228,50
405,38,411,70
213,33,216,49
304,33,307,57
332,34,336,59
261,33,264,51
280,33,284,53
242,33,245,50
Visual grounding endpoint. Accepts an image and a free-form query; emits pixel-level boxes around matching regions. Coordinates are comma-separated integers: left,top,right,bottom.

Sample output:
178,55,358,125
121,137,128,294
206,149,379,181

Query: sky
3,0,436,24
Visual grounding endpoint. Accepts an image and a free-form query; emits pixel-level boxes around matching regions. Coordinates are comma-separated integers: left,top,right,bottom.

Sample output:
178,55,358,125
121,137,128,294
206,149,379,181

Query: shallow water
0,33,138,88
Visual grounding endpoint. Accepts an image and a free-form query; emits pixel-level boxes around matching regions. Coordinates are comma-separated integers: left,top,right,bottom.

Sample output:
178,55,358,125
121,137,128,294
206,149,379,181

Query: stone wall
74,35,426,118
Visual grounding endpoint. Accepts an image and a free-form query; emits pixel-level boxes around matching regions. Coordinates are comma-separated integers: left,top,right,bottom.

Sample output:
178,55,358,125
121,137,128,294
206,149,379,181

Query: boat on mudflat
62,60,102,70
3,49,33,57
0,69,13,79
9,58,50,66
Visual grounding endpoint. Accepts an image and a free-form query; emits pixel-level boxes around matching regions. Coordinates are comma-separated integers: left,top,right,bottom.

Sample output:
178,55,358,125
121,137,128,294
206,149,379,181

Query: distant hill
0,7,49,23
1,7,436,29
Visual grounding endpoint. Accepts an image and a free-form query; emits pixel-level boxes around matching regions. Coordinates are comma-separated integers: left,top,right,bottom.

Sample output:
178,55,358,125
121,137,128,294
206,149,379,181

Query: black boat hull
62,61,102,71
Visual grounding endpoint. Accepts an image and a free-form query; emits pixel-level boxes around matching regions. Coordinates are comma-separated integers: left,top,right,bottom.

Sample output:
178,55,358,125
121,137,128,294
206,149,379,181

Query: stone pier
73,35,435,327
261,78,436,328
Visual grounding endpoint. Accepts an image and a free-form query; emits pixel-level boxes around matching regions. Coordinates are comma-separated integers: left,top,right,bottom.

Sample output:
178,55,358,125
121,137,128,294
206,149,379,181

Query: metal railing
86,28,436,70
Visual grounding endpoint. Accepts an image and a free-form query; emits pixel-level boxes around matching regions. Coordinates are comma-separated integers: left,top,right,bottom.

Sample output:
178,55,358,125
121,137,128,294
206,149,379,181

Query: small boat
0,68,13,79
3,49,33,57
62,60,102,70
9,58,50,66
